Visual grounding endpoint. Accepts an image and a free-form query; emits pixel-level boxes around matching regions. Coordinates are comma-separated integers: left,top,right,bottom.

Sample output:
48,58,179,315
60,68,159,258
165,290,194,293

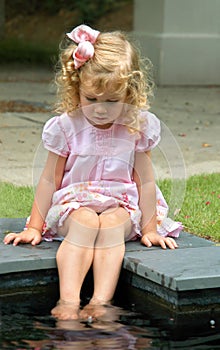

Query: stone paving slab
0,218,59,274
0,218,220,297
124,245,220,291
124,234,220,292
0,236,59,274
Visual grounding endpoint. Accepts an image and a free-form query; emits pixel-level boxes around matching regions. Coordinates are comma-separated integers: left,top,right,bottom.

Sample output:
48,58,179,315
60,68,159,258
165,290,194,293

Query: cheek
82,105,92,117
108,103,124,117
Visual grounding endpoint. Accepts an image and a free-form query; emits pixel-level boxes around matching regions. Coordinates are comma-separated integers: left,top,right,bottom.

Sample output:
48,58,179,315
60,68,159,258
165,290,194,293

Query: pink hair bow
66,24,100,69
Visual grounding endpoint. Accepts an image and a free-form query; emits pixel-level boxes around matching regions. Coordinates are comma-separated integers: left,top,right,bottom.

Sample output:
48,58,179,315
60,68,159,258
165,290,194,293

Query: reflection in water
1,308,153,349
0,288,220,349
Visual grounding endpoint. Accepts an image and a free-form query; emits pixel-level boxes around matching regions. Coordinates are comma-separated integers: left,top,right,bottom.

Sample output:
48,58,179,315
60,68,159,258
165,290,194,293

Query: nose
94,103,107,114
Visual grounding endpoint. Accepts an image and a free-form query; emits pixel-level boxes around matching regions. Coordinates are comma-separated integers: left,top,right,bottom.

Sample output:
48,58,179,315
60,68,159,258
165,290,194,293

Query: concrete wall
134,0,220,85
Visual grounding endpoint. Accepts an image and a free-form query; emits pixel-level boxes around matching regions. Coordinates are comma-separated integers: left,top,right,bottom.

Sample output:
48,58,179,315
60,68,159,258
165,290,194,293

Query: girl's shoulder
43,111,87,134
42,112,87,156
135,109,161,151
140,109,160,130
43,112,69,131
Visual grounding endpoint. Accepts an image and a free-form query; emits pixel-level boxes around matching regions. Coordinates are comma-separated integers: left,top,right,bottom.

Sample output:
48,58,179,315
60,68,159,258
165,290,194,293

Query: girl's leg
51,207,99,320
81,207,131,318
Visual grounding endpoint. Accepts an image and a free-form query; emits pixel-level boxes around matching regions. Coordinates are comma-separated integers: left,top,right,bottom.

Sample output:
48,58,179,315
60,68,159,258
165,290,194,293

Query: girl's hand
141,231,178,250
4,228,42,246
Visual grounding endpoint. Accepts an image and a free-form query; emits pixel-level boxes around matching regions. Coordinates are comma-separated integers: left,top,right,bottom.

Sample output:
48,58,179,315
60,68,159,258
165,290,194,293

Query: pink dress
40,110,182,241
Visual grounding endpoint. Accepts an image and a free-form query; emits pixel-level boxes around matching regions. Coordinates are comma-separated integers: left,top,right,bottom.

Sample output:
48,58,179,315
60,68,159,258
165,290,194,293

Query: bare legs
51,207,132,320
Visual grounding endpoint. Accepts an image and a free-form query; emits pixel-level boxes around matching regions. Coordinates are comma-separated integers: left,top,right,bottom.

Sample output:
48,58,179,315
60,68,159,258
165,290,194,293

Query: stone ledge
1,218,220,309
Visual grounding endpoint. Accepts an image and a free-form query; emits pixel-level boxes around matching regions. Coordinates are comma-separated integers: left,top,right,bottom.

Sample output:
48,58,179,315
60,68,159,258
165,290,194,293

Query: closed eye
84,95,120,103
86,96,97,102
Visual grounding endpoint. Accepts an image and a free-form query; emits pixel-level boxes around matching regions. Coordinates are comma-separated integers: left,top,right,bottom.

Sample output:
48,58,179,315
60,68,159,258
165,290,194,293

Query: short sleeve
42,116,70,157
135,111,161,152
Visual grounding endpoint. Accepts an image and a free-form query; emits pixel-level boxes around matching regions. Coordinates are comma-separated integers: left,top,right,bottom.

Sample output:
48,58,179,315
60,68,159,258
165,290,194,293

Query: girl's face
79,85,126,129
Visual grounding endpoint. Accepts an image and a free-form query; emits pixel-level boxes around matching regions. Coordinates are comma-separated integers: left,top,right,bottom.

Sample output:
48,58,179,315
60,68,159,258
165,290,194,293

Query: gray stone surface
0,218,59,274
124,233,220,292
0,240,58,274
124,245,220,291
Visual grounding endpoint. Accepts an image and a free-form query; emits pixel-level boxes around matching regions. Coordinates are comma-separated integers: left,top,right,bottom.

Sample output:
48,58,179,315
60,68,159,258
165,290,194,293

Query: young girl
4,25,182,320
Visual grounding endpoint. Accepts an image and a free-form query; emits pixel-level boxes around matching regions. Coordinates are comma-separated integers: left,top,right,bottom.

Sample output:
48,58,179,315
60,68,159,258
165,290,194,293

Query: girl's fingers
4,231,41,246
141,234,178,250
4,233,17,244
31,236,42,246
5,234,23,246
13,236,24,246
159,238,167,249
163,237,178,250
140,235,152,247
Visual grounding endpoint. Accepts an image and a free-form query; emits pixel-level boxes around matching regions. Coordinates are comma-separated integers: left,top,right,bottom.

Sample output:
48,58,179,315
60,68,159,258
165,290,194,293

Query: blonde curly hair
54,30,154,127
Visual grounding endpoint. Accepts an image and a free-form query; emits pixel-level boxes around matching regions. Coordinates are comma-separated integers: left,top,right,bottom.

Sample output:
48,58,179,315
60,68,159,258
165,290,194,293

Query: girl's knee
96,208,131,248
69,207,99,229
63,207,99,247
99,207,130,228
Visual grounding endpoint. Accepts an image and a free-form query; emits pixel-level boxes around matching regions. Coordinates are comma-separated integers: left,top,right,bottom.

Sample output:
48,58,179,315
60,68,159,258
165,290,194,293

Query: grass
0,173,219,241
0,182,34,218
158,173,220,241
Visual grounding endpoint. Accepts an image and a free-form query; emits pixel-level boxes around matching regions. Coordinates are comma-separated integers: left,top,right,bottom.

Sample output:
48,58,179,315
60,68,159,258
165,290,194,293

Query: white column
134,0,220,85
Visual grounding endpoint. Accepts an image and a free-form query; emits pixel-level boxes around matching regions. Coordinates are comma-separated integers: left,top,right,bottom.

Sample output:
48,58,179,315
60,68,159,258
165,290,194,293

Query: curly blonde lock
54,30,154,121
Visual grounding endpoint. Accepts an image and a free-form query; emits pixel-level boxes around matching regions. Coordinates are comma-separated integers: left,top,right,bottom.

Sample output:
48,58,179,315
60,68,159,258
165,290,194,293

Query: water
1,285,220,349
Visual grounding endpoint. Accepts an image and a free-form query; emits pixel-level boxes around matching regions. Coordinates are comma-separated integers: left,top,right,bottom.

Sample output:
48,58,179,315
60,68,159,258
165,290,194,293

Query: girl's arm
133,151,177,249
4,151,67,246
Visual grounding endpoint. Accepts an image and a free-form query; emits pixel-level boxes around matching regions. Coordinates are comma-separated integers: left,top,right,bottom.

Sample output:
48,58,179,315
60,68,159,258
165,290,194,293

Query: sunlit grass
0,182,34,218
158,173,220,241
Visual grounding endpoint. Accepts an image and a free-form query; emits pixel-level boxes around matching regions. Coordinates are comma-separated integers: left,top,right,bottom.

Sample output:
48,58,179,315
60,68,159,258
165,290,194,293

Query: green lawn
0,173,219,241
158,173,220,241
0,182,34,218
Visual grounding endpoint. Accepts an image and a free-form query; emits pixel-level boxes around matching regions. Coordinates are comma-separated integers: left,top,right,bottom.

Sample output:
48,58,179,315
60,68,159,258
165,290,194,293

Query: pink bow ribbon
66,25,100,69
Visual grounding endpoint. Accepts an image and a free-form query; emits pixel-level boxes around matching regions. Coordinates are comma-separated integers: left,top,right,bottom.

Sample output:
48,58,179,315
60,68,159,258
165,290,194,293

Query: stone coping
1,218,220,299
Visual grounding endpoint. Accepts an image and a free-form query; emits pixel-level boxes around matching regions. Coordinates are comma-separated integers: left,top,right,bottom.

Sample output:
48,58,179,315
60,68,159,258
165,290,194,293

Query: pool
1,283,220,349
1,220,220,349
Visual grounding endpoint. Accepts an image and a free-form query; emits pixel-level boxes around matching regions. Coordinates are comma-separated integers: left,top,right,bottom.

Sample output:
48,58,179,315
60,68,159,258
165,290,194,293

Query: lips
93,115,109,123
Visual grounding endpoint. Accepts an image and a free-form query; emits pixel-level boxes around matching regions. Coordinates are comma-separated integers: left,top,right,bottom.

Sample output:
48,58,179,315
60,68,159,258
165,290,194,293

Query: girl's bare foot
80,303,107,320
51,299,80,320
79,297,119,321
